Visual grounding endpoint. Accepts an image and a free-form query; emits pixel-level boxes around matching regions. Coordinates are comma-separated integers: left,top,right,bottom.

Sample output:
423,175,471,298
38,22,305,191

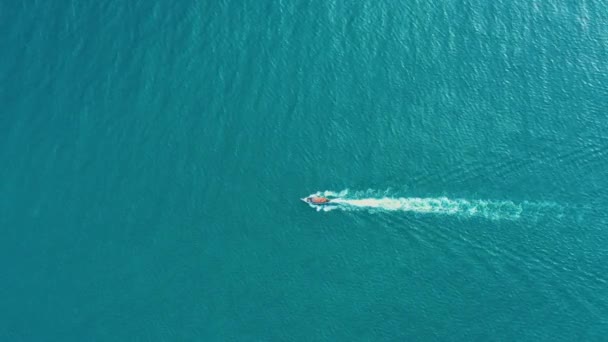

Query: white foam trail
304,190,560,220
334,197,523,219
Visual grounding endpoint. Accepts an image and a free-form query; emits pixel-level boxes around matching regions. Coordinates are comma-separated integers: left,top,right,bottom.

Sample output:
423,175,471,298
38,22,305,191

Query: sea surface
2,0,608,340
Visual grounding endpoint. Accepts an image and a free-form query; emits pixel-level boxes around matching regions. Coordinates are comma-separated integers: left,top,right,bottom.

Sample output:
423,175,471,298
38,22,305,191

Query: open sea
2,0,608,340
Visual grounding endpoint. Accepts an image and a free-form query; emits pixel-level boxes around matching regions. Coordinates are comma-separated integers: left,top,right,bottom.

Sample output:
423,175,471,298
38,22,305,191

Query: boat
302,195,331,205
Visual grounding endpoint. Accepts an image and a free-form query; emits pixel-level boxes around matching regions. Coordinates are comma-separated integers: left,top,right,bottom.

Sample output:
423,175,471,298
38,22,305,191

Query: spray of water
303,189,561,220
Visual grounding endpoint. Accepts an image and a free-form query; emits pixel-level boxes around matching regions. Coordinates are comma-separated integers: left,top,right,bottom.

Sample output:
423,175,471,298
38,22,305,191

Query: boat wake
303,190,562,220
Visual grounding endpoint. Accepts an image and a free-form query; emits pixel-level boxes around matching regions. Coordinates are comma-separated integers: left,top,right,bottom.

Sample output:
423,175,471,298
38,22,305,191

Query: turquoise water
2,0,608,340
